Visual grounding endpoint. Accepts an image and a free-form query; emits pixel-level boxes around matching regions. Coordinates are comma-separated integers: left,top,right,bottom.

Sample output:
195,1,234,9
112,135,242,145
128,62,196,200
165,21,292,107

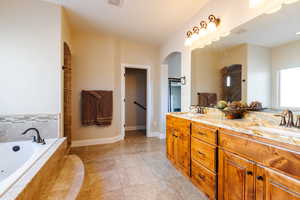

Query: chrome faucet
283,110,295,128
22,128,46,144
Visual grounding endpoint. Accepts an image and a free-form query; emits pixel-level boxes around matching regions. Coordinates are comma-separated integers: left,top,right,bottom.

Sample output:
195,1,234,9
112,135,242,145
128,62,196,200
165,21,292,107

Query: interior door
256,165,300,200
218,150,255,200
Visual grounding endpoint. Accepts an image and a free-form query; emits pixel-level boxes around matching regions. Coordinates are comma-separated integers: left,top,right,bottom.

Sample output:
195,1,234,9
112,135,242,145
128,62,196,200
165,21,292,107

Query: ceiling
48,0,209,45
206,2,300,51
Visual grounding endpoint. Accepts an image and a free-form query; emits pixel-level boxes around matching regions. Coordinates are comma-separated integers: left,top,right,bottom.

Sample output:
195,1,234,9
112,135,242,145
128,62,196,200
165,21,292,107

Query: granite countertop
167,112,300,147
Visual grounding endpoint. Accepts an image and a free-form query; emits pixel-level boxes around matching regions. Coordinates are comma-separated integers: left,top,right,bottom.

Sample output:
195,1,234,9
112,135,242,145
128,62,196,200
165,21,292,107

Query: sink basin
249,126,300,137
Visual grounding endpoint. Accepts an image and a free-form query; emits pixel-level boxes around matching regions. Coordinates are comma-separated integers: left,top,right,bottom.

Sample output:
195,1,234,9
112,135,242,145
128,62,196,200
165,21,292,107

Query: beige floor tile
71,130,206,200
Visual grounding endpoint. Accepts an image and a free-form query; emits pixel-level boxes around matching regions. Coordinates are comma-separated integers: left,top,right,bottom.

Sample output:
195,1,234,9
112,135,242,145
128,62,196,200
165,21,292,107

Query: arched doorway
63,42,72,146
161,51,182,135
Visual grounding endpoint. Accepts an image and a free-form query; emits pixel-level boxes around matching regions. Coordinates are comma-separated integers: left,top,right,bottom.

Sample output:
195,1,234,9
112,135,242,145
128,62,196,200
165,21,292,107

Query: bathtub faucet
22,128,46,145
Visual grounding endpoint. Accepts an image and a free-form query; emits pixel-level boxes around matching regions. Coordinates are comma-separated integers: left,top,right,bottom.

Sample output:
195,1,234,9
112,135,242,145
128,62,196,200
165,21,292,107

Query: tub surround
0,114,59,142
1,138,67,200
166,112,300,200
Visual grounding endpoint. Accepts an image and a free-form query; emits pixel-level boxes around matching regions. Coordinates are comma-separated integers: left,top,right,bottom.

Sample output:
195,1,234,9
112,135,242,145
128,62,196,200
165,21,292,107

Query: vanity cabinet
219,129,300,200
166,114,300,200
166,115,191,176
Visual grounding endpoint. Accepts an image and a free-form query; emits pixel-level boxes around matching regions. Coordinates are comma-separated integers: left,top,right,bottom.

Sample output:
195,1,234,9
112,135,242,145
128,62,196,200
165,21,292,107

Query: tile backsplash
0,114,59,142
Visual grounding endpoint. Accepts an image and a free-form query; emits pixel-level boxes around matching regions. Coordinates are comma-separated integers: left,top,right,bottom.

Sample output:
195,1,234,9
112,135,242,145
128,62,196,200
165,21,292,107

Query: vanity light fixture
297,32,300,35
184,15,221,47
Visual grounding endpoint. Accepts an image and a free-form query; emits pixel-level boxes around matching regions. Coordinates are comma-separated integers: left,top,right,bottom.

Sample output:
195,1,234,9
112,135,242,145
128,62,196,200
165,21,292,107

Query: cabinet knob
246,171,253,176
256,176,264,181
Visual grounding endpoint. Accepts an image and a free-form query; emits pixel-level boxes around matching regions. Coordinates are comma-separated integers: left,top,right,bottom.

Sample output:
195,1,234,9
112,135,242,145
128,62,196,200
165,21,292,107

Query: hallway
71,131,207,200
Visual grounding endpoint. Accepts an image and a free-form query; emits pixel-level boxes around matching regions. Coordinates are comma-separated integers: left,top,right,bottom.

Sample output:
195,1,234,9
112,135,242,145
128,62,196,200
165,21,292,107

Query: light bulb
191,33,199,42
199,28,207,37
249,0,264,8
184,38,192,47
284,0,299,4
207,22,217,32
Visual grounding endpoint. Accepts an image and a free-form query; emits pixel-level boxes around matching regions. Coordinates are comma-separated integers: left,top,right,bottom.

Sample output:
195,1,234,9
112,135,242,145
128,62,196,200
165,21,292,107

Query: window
279,67,300,108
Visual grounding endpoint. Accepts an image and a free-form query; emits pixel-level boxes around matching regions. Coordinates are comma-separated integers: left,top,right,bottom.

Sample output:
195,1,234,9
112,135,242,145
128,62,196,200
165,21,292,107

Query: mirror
191,2,300,111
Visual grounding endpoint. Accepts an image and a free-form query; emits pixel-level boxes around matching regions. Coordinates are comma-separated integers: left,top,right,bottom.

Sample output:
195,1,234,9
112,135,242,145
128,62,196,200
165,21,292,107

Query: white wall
0,0,63,114
72,31,160,141
191,49,220,105
271,40,300,107
167,53,181,78
247,44,272,107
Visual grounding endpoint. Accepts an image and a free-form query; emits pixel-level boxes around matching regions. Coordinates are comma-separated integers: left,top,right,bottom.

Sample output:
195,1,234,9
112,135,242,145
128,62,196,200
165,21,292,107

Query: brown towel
198,93,217,107
81,90,113,126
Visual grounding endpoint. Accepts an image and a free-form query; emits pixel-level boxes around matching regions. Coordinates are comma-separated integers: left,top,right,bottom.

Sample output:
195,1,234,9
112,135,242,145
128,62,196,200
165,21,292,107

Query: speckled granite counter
167,112,300,147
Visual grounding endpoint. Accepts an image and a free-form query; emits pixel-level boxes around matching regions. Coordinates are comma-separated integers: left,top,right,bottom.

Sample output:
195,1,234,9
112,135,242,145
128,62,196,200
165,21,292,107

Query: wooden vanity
166,114,300,200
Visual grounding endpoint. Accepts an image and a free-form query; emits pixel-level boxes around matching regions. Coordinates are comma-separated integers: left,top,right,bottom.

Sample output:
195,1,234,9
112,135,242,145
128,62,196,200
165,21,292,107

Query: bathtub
0,139,57,197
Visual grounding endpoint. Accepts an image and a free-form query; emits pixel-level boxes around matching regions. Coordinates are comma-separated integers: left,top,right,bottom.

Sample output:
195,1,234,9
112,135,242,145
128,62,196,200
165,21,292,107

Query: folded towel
81,90,113,126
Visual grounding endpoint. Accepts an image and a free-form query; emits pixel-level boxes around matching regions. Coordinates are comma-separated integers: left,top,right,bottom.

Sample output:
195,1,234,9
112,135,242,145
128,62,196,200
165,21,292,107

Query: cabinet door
166,124,174,161
256,165,300,200
178,128,191,176
218,150,255,200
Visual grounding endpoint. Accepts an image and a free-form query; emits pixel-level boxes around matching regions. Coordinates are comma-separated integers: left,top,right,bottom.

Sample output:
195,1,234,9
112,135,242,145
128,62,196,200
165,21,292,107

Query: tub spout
22,128,46,145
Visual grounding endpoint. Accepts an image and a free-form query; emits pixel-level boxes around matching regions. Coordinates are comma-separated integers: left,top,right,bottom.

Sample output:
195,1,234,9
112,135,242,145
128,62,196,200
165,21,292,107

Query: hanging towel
197,93,217,107
81,90,113,126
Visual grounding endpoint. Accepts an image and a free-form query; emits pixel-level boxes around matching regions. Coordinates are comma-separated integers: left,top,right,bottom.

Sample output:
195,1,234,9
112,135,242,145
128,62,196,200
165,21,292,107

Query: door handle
256,176,264,181
246,171,253,176
197,151,205,157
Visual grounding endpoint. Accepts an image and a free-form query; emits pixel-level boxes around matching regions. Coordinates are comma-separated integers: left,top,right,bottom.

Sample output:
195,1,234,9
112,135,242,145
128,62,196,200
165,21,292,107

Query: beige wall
72,31,160,141
0,0,63,114
125,69,147,128
191,49,220,105
216,44,248,102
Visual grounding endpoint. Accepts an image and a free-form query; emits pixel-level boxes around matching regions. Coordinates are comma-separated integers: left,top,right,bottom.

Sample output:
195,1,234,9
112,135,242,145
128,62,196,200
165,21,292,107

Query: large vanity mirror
191,2,300,111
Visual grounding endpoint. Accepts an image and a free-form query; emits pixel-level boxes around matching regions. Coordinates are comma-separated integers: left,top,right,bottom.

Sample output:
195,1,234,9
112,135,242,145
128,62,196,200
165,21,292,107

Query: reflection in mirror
191,2,300,111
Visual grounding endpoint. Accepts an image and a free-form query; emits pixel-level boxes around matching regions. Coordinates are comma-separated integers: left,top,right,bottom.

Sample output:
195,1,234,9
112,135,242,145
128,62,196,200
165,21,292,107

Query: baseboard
159,133,166,139
71,135,123,147
125,125,146,131
148,132,162,138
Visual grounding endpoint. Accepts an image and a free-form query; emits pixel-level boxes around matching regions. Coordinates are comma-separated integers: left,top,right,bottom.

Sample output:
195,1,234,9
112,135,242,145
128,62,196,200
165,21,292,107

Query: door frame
121,64,151,139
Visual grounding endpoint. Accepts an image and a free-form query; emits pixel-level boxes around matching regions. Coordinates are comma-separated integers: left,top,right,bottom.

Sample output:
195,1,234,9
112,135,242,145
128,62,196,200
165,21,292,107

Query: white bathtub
0,139,57,197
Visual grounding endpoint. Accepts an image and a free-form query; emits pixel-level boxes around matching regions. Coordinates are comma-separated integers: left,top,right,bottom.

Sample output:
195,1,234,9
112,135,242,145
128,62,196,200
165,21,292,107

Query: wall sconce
184,15,221,47
180,76,186,85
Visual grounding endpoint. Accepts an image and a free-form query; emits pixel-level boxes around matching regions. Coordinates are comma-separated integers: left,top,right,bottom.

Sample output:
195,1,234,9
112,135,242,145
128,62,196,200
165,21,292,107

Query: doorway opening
63,42,72,147
121,64,151,139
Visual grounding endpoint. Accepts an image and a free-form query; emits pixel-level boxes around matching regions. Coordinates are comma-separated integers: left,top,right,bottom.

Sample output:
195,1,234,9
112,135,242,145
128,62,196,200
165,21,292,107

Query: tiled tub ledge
40,155,85,200
1,138,67,200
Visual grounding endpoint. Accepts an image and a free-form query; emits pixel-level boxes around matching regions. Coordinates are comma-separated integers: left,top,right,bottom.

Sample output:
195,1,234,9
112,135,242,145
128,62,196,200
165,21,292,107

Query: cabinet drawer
191,161,216,200
192,122,217,145
191,137,217,172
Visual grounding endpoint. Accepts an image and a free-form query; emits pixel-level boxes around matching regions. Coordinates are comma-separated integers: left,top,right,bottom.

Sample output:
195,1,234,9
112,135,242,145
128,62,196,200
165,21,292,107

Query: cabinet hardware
197,132,206,136
246,171,253,175
256,176,264,181
198,151,205,157
198,174,206,180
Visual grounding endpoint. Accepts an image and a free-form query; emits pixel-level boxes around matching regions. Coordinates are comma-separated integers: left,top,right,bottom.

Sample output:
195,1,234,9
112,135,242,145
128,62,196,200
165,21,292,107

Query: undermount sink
249,126,300,137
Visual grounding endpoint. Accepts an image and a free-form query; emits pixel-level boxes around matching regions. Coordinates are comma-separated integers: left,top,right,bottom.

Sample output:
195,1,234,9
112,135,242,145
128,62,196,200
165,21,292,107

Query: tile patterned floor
71,131,208,200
